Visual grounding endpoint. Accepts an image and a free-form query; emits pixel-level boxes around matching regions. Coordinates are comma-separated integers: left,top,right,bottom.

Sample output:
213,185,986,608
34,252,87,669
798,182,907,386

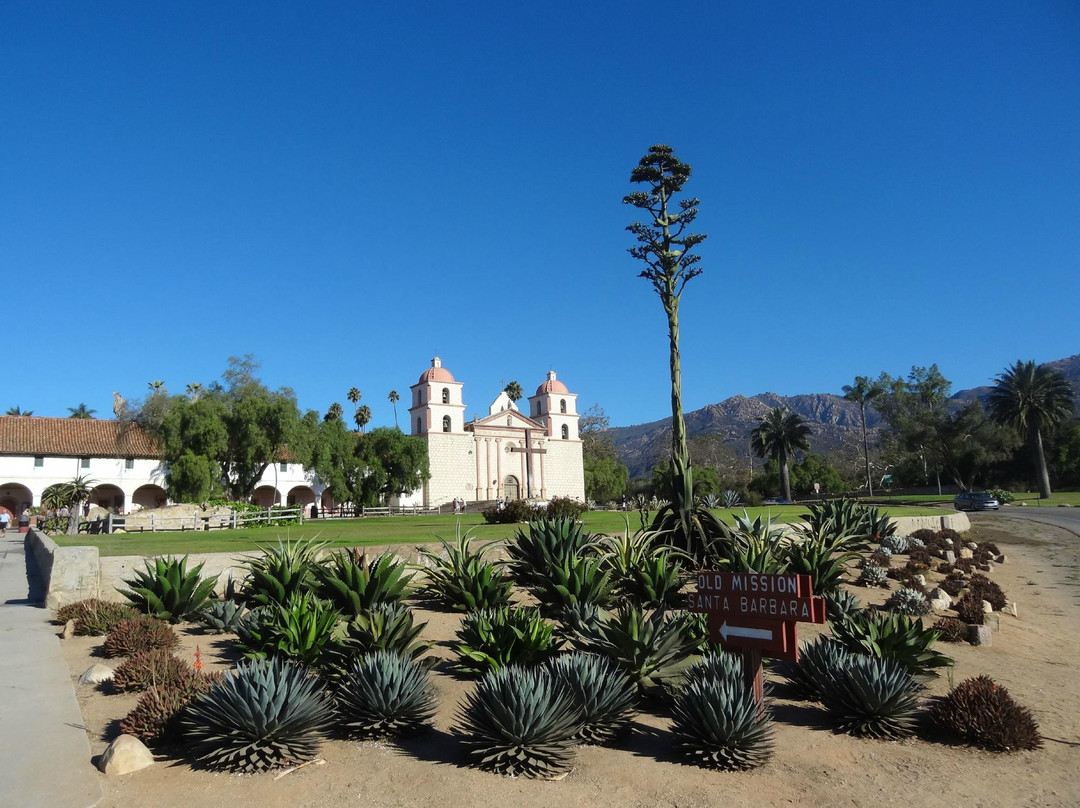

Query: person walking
0,510,9,537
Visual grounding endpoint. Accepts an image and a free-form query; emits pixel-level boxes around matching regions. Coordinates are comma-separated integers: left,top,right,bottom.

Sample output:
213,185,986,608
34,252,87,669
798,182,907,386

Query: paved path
973,505,1080,537
0,534,102,808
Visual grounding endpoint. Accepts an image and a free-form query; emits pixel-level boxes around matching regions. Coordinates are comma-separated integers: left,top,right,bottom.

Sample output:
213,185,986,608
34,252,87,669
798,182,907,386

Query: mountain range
608,355,1080,479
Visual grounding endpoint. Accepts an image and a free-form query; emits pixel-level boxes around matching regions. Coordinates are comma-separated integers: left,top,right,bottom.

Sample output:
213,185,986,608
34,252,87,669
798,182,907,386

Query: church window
560,399,567,413
442,387,450,404
442,415,451,432
561,424,569,439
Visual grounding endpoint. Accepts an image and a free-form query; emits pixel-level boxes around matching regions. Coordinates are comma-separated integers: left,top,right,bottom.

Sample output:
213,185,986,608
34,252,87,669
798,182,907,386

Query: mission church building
402,357,584,508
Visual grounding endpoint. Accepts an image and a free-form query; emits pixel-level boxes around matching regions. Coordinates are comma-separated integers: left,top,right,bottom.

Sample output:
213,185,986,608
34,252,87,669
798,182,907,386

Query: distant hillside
609,354,1080,478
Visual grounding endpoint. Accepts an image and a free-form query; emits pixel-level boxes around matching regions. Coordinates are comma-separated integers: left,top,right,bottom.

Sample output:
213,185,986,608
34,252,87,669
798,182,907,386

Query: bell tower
527,370,579,441
409,357,465,436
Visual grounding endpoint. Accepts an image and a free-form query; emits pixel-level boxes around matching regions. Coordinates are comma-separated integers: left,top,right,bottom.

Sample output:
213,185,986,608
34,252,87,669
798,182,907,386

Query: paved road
971,505,1080,536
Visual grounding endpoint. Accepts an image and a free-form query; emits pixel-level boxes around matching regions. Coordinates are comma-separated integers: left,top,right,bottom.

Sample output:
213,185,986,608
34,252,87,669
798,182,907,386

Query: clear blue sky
3,2,1077,428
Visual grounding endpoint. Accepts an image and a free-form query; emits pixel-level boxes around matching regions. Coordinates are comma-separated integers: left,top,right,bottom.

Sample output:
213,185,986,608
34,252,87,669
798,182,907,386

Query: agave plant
858,563,888,587
117,555,217,623
571,606,702,696
243,539,326,608
598,529,690,609
452,607,561,677
671,673,775,770
784,635,851,701
327,602,432,672
548,652,638,745
823,589,860,621
504,517,597,590
887,587,931,617
525,553,617,614
234,592,341,666
715,512,790,573
879,534,911,555
313,550,414,616
783,526,859,596
799,499,876,552
721,489,742,509
818,654,920,740
335,650,438,739
829,609,951,680
415,530,514,612
683,651,745,688
455,665,583,778
198,599,246,634
182,657,334,772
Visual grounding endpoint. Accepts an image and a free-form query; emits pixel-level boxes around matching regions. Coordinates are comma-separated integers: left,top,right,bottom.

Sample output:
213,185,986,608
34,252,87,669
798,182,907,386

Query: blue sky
3,2,1078,428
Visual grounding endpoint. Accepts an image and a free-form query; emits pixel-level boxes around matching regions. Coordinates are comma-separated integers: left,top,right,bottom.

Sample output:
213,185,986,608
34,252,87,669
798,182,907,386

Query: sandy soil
60,515,1080,808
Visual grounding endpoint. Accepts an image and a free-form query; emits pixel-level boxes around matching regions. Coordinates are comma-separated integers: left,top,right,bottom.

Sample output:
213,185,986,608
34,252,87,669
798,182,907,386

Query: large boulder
98,735,154,775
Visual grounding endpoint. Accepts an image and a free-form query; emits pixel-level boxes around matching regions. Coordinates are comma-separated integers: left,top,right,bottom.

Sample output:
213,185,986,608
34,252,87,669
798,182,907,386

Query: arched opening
561,424,569,439
320,490,337,509
252,486,281,507
131,484,167,510
0,483,33,515
287,486,316,507
442,387,450,404
442,415,451,432
560,399,567,414
503,475,520,501
90,484,125,512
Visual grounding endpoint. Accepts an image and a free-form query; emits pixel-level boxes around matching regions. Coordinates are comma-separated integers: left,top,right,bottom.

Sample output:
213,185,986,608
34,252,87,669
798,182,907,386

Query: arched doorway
132,485,167,510
0,483,32,514
253,486,281,507
91,484,125,512
503,475,520,501
287,486,315,506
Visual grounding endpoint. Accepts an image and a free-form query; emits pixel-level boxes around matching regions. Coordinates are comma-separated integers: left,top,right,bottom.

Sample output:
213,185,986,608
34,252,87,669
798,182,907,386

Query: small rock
959,548,974,559
1018,502,1026,506
968,624,993,646
914,574,926,587
996,554,1007,564
944,550,956,564
944,537,954,546
58,619,75,639
1004,601,1018,618
98,734,155,775
929,587,952,607
965,541,979,551
79,663,115,685
930,597,951,612
979,564,992,573
981,599,993,614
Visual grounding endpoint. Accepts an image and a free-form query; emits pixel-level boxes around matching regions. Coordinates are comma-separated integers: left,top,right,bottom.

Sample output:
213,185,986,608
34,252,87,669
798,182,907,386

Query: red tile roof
0,417,162,458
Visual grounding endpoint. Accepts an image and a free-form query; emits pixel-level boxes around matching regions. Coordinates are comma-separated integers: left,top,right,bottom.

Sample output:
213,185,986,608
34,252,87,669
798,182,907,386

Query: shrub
243,539,325,608
452,607,560,677
932,617,969,643
112,648,193,693
887,587,931,617
546,496,588,520
966,574,1006,611
455,665,582,778
954,593,986,625
985,487,1014,505
936,562,955,575
930,675,1041,751
786,636,852,701
548,652,638,745
866,549,893,568
198,599,246,634
908,529,939,546
940,574,967,598
819,655,920,739
671,670,775,770
481,499,542,524
415,532,514,612
335,651,437,739
938,528,963,545
120,672,217,744
829,610,951,680
313,550,414,616
55,598,137,636
234,592,341,666
103,617,179,658
117,555,217,623
182,657,334,772
978,540,1001,555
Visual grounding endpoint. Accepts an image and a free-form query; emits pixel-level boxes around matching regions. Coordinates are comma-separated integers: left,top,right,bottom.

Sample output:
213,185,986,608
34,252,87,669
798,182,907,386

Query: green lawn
52,504,943,557
1006,491,1080,507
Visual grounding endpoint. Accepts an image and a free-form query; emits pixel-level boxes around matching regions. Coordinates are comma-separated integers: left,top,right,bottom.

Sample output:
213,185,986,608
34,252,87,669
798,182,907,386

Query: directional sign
705,613,797,659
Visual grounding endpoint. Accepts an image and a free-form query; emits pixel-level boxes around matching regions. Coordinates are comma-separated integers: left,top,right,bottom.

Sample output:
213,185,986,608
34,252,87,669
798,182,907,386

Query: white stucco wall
0,454,167,510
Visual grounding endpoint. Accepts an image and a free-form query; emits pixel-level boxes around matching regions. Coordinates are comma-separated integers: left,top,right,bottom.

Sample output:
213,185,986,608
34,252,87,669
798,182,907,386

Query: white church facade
400,357,585,508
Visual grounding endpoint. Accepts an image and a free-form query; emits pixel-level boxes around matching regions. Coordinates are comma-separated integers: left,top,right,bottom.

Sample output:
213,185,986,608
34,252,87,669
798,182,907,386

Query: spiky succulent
671,673,775,770
117,555,218,623
829,609,951,680
103,616,180,658
243,539,326,608
823,589,860,621
198,599,247,634
858,563,888,587
182,657,334,772
55,598,138,636
879,535,910,555
548,652,638,745
120,672,216,744
785,635,851,701
452,607,561,677
456,665,583,778
234,592,341,666
112,648,193,693
819,654,920,739
908,536,926,550
524,553,617,614
335,650,438,739
415,531,514,612
335,602,432,663
931,617,969,643
313,550,414,616
887,587,931,616
504,517,596,590
930,675,1041,751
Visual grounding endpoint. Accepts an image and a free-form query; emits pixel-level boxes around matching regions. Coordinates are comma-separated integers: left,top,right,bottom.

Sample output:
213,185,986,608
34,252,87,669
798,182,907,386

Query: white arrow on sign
719,621,773,642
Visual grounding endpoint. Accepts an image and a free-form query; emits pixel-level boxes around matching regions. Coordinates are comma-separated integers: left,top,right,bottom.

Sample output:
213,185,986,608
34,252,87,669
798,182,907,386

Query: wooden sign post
687,572,827,703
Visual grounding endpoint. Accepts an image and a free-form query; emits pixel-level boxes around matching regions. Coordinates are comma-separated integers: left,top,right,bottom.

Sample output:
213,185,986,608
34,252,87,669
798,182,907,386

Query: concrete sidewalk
0,534,101,808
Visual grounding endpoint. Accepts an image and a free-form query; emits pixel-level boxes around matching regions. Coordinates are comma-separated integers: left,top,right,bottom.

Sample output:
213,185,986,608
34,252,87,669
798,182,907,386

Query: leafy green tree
310,417,365,510
934,401,1019,491
791,454,846,496
624,144,723,556
988,360,1076,498
874,365,951,488
751,408,811,502
842,375,884,495
67,403,96,419
580,404,629,503
1049,421,1080,489
355,427,430,506
388,390,400,428
503,381,524,404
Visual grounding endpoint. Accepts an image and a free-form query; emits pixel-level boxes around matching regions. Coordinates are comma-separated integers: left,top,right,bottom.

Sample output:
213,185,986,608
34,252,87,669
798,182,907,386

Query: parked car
953,492,1000,511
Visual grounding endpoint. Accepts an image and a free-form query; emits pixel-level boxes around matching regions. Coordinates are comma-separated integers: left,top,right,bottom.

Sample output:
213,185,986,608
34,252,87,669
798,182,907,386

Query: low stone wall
24,527,101,610
891,513,970,533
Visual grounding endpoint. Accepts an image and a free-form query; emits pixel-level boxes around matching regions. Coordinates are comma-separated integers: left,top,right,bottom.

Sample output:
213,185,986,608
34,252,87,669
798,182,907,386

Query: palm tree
5,406,32,416
148,380,167,395
355,404,372,433
388,390,400,429
67,403,96,419
186,383,204,401
988,360,1075,499
842,375,884,496
324,402,344,422
41,475,97,534
347,387,361,407
751,407,812,503
503,381,524,404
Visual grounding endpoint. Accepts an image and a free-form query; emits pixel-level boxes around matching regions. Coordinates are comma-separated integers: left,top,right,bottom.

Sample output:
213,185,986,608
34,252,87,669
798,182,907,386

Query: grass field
52,504,944,557
866,491,1080,507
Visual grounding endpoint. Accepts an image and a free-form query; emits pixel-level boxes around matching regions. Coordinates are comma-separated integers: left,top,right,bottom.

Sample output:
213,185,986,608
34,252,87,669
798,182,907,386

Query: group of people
451,497,467,514
0,507,33,537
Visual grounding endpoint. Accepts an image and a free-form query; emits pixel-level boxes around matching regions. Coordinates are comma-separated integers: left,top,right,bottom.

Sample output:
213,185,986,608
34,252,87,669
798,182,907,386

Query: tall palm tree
148,380,167,395
324,402,344,422
503,381,524,404
186,383,204,401
842,375,883,496
5,406,32,416
42,475,97,535
988,360,1075,499
388,390,400,429
751,407,812,503
354,404,372,433
67,403,96,419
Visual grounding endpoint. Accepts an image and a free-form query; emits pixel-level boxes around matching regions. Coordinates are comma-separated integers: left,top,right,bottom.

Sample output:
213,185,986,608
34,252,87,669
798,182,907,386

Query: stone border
24,527,101,610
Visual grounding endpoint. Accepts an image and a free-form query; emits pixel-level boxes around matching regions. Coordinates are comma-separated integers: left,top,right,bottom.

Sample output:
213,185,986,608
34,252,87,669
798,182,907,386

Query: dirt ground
60,515,1080,808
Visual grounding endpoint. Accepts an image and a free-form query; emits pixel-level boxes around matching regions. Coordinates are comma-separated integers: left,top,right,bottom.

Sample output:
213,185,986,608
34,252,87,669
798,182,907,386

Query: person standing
0,510,10,537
